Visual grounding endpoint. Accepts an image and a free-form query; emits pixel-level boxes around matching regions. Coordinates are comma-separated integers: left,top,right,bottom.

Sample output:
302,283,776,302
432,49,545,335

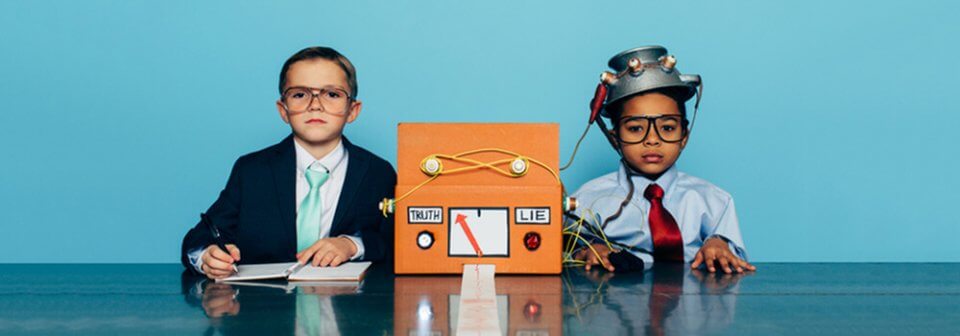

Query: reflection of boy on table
181,274,388,336
566,266,749,335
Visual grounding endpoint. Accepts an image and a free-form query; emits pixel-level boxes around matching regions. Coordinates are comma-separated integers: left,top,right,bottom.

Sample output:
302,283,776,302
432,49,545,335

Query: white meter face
448,208,509,257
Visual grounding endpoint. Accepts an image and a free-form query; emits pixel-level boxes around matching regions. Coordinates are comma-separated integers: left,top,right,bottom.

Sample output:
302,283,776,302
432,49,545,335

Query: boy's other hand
691,238,756,273
297,237,358,267
574,243,615,272
201,244,241,280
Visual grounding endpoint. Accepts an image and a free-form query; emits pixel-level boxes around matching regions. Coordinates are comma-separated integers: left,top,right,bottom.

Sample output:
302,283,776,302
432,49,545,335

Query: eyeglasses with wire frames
280,86,354,116
615,114,689,144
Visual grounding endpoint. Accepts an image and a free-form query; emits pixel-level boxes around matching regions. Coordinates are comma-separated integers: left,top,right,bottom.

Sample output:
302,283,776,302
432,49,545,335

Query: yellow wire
569,234,608,269
395,175,439,203
562,216,586,256
561,208,620,269
562,269,609,321
438,148,563,184
585,209,615,251
389,148,621,271
384,147,565,218
438,157,515,176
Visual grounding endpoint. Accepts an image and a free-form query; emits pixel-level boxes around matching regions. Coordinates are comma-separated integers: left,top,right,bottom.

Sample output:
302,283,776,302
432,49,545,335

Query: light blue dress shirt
567,164,748,268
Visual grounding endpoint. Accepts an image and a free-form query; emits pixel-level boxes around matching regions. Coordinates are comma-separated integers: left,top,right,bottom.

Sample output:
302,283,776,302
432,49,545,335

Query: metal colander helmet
599,46,701,118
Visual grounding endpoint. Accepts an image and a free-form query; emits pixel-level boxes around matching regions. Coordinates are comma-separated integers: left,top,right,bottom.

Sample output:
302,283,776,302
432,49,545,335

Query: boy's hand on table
297,237,358,267
201,244,241,280
691,237,756,273
574,243,616,272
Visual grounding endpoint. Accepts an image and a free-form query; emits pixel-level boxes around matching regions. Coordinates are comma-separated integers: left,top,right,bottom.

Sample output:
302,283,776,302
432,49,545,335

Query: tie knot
644,183,664,201
305,166,329,189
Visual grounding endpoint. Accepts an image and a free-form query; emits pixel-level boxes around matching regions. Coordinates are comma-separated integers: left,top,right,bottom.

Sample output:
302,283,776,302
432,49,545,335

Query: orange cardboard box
393,123,562,274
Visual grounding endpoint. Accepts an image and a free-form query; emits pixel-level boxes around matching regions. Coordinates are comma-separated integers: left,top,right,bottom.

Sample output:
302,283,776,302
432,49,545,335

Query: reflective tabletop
1,263,958,335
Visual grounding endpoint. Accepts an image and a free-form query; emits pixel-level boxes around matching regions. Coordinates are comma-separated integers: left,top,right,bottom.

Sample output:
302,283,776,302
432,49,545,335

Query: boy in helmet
568,46,754,274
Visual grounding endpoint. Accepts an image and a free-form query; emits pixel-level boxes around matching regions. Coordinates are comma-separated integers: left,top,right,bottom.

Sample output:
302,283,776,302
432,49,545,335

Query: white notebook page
218,262,299,282
288,261,372,281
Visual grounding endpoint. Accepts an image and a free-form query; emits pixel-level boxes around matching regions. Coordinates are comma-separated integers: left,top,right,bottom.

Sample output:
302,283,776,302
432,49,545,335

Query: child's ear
605,129,621,147
345,100,362,124
680,133,689,150
276,100,290,124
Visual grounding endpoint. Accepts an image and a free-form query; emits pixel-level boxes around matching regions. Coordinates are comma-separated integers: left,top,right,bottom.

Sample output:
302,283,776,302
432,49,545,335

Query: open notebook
219,280,363,294
216,261,371,283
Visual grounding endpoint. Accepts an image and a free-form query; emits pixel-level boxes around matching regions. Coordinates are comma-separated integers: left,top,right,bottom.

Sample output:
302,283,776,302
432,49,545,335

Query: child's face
275,59,361,146
614,92,688,178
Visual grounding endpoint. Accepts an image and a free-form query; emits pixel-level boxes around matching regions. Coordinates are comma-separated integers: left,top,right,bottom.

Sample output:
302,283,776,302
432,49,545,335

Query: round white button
417,231,434,249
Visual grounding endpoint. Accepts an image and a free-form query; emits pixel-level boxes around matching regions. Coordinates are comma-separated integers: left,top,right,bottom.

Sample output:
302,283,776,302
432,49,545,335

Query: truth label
408,207,443,224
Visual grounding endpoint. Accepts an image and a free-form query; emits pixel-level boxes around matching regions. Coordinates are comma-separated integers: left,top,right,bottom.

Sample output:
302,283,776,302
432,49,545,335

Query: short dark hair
278,46,358,98
606,87,688,125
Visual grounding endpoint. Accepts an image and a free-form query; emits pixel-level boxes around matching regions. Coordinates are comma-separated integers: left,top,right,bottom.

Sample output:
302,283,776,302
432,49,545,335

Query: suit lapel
270,135,297,255
330,137,369,235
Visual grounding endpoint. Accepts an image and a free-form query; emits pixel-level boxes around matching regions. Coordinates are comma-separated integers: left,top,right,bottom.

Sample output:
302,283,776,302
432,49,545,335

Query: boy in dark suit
181,46,396,279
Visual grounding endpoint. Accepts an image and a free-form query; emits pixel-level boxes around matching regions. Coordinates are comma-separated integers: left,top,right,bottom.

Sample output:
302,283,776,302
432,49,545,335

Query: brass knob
660,55,677,71
420,156,442,176
627,57,643,73
378,198,395,214
510,158,529,176
600,71,617,85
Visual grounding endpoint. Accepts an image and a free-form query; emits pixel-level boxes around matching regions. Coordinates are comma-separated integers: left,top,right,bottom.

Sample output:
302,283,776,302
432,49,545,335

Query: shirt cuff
340,235,365,261
707,234,748,261
187,247,207,274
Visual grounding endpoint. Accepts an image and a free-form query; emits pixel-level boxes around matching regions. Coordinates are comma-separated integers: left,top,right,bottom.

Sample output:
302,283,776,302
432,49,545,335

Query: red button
524,232,541,251
523,301,542,322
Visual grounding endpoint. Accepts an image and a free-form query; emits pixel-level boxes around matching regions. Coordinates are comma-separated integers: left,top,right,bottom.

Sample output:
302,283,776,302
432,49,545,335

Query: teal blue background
1,1,957,263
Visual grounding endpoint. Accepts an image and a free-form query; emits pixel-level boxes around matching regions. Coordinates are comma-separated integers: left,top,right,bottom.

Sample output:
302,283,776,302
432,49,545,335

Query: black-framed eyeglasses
616,114,688,144
280,86,354,115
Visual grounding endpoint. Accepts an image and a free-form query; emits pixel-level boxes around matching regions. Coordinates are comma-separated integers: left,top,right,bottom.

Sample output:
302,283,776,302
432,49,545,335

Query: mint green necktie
297,166,329,252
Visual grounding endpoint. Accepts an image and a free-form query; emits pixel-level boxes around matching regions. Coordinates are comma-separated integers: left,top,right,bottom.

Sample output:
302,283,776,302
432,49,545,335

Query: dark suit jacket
181,135,395,273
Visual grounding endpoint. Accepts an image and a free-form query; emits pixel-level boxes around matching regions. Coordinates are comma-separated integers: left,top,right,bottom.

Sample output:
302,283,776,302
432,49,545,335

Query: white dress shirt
293,138,364,260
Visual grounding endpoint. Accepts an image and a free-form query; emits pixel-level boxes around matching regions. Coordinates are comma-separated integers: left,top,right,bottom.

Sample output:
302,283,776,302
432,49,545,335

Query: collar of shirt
294,138,346,175
616,163,679,203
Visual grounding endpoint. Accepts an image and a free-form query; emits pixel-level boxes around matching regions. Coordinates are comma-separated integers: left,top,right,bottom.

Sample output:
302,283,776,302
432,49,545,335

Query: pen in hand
201,213,239,274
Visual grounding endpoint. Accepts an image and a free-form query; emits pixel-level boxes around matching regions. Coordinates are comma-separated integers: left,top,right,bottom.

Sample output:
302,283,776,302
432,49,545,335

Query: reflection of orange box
393,276,562,335
394,123,562,274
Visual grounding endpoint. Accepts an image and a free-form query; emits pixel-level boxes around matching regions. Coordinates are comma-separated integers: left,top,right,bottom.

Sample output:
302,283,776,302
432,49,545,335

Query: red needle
455,214,483,257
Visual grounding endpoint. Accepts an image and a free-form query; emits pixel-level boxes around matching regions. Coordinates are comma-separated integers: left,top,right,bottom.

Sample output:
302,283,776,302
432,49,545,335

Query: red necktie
644,183,684,262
